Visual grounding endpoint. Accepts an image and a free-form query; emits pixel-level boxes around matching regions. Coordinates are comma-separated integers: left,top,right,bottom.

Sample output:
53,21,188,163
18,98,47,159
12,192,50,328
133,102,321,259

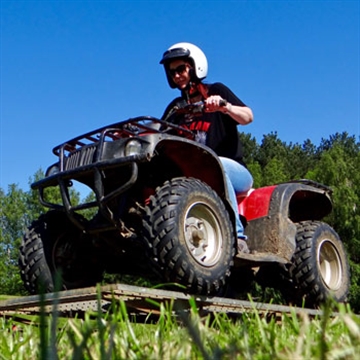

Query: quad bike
19,102,350,307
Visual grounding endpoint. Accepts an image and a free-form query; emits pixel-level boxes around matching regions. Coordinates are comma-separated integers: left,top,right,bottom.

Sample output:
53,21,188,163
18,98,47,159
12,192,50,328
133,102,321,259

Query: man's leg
219,157,253,252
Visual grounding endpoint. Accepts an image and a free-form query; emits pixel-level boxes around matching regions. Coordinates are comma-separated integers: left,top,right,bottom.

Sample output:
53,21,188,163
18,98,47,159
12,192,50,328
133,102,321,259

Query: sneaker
237,239,250,254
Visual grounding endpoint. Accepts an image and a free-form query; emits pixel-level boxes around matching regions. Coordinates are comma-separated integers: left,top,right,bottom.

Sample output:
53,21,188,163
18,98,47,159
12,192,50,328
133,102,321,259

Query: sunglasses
168,64,188,77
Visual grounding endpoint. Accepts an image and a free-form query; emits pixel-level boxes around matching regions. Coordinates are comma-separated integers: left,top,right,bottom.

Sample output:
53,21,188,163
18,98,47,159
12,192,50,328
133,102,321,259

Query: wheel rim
317,239,342,291
184,202,223,267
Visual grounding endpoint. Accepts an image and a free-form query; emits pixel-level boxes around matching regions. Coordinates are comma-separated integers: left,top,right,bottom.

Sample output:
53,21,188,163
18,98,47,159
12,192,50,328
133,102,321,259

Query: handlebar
175,99,228,115
164,99,228,123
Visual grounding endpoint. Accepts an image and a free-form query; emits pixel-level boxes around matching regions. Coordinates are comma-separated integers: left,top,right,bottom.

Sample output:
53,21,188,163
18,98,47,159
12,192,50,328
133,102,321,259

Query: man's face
168,59,192,90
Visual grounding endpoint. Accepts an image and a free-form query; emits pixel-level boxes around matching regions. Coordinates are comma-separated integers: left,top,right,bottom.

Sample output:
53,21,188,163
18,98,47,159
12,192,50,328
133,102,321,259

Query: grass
0,296,19,301
0,294,359,359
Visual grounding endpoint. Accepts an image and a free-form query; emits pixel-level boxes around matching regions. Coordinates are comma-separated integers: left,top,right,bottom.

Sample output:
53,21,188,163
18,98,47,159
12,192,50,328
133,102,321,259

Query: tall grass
1,295,359,359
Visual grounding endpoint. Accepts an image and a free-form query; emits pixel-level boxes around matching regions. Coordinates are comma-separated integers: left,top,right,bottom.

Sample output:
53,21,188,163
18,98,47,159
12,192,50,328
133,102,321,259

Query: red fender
237,185,277,221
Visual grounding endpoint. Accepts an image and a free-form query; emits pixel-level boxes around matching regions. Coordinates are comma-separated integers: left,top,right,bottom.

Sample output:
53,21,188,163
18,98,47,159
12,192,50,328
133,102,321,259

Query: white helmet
160,42,208,88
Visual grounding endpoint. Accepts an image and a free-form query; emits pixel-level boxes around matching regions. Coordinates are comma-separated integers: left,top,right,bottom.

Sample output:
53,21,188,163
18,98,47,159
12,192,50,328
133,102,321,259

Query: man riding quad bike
19,102,350,307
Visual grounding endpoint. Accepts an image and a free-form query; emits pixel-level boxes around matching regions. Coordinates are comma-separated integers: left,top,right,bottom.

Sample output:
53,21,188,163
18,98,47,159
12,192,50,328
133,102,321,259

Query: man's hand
204,95,228,113
204,95,253,125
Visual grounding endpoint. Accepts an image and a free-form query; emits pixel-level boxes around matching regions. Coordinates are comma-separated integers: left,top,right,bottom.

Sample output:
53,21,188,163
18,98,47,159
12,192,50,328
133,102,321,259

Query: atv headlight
45,164,60,177
125,139,142,156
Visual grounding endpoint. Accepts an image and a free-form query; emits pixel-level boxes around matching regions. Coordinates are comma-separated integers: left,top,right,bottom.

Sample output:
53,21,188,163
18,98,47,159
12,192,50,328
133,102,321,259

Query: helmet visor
160,47,190,64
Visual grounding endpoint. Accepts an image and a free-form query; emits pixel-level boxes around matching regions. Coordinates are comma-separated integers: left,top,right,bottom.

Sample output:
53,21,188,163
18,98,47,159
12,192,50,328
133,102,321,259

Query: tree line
1,131,359,311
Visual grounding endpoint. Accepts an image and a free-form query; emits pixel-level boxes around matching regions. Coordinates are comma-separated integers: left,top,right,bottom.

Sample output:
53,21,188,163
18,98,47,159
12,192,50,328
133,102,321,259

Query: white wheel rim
317,239,343,291
184,202,223,267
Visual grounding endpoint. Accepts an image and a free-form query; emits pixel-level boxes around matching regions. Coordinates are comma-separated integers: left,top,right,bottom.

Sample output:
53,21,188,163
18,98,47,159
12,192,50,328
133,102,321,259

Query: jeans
219,157,253,239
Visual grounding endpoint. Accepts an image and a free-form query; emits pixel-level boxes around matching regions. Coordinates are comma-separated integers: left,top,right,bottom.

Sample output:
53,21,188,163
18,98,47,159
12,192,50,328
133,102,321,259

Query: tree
261,157,287,185
256,132,288,169
306,142,360,311
0,171,82,295
0,185,29,295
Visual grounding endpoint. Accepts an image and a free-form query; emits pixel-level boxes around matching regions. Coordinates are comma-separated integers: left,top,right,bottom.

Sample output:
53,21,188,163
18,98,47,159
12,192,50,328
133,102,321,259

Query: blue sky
1,0,359,192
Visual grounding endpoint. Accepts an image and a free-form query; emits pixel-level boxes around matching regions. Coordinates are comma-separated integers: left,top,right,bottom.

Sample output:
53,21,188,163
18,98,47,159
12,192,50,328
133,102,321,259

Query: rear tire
289,220,350,306
19,210,103,294
143,177,235,295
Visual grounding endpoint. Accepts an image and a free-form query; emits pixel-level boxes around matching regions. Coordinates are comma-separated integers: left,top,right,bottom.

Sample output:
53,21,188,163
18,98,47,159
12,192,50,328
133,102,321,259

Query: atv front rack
52,116,194,156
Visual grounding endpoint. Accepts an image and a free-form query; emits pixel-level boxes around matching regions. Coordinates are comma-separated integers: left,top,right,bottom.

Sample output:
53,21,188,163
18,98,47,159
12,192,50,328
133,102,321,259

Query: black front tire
143,177,235,295
289,220,350,306
19,210,103,294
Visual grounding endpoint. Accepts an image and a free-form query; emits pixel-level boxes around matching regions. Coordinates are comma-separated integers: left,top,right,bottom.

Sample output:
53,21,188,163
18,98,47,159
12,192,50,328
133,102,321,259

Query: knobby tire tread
291,220,349,305
19,217,54,294
143,177,235,295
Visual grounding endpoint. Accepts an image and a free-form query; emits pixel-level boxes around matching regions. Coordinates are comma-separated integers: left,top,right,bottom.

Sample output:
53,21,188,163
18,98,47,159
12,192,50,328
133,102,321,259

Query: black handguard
176,99,228,116
219,99,228,107
175,101,204,116
163,99,228,123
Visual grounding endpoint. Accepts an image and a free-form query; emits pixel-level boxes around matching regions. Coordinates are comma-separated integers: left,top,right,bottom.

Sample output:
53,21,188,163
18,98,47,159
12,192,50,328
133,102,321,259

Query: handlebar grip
219,99,228,107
